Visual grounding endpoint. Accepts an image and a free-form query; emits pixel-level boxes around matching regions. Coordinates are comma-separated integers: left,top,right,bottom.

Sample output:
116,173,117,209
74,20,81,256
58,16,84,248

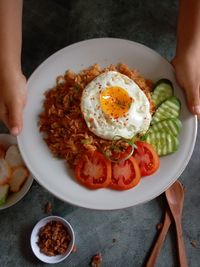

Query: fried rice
39,63,154,168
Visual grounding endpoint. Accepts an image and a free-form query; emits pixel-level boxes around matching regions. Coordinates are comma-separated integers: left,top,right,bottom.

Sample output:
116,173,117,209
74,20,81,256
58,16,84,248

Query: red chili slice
110,145,133,162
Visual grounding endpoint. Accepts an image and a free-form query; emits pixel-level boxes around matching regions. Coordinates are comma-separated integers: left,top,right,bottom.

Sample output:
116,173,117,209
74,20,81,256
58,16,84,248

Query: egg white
81,71,151,140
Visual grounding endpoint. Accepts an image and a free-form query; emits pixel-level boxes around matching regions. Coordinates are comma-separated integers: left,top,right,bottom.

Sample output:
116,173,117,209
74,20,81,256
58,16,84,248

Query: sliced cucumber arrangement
151,79,174,107
146,131,179,156
151,96,181,125
143,78,182,157
148,118,182,136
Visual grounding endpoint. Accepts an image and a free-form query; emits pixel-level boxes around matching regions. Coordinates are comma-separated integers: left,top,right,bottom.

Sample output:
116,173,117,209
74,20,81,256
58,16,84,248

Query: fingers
0,73,27,135
0,101,23,136
0,105,9,128
7,100,23,136
183,84,200,117
172,56,200,119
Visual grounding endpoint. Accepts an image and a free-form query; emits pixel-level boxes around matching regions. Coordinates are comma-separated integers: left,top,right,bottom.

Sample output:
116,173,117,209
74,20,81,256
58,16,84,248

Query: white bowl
30,216,75,264
0,134,33,210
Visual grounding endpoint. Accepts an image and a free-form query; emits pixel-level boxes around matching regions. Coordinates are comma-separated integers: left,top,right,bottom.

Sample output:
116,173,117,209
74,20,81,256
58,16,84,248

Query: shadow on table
52,197,78,217
19,223,42,265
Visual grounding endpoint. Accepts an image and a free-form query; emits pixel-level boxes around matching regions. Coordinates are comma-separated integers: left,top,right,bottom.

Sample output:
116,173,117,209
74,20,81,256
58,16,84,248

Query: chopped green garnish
81,136,93,145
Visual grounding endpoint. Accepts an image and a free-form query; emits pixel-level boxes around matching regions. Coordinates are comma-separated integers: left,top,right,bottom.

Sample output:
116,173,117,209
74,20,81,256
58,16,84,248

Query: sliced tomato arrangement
133,141,160,176
75,150,111,189
75,141,160,190
109,157,141,190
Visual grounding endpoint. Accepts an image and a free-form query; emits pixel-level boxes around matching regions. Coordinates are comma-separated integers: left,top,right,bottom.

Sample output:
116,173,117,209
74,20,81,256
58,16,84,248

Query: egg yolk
100,86,133,118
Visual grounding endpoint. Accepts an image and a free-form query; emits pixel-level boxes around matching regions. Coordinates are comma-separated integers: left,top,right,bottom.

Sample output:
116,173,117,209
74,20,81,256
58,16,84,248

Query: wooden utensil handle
175,217,188,267
146,211,171,267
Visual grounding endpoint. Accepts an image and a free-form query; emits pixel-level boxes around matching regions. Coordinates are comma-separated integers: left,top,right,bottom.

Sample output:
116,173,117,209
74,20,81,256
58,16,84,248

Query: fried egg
81,71,151,140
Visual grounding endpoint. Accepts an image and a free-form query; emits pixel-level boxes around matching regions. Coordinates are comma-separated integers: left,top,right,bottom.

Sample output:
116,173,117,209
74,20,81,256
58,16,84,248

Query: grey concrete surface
0,1,199,266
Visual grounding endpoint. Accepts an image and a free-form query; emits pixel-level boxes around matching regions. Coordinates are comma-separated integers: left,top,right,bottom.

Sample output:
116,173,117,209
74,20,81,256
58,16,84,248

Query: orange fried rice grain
39,64,154,168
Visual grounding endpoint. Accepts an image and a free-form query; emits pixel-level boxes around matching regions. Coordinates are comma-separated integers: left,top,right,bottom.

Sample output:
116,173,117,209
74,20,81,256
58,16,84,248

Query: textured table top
0,1,199,267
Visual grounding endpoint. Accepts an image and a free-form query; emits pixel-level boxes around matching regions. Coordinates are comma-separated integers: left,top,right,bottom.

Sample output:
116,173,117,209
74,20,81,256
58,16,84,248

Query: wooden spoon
146,208,172,267
165,180,188,267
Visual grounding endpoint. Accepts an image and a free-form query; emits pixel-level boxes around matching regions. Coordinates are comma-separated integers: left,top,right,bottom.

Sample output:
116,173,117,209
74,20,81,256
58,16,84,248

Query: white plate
0,134,33,210
17,38,197,210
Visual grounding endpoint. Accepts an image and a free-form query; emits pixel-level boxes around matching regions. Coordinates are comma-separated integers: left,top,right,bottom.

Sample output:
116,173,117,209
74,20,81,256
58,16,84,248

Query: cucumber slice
0,184,9,206
148,118,182,136
151,96,181,125
146,131,179,156
151,79,174,107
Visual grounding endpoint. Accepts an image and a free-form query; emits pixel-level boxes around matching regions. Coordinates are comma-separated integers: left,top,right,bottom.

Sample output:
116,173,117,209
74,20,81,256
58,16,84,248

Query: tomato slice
75,150,111,189
133,141,160,176
110,157,141,190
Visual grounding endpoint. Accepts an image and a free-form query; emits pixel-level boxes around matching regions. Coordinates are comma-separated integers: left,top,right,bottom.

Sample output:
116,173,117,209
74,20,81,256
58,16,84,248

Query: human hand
172,52,200,119
0,72,27,136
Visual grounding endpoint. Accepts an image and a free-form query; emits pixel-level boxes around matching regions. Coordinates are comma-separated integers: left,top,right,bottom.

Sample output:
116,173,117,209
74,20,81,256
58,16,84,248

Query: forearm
176,0,200,57
0,0,23,77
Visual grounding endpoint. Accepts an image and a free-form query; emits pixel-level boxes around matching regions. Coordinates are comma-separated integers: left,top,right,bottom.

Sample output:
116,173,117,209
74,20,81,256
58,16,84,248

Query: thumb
184,85,200,116
7,101,23,136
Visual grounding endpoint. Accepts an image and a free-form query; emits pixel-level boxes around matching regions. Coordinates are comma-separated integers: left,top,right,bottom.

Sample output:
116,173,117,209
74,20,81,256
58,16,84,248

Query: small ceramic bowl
0,134,33,210
30,216,75,264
